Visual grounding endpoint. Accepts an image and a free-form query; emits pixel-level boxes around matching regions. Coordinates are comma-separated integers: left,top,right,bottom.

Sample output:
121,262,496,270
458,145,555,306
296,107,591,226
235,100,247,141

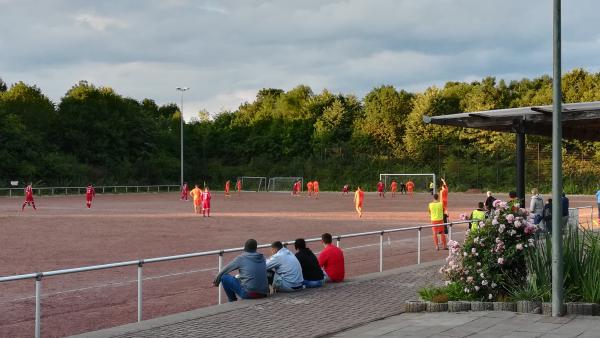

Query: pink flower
475,286,480,291
498,257,504,265
492,218,499,226
471,248,477,254
493,199,503,208
516,243,524,250
524,225,537,235
514,220,522,228
506,214,515,223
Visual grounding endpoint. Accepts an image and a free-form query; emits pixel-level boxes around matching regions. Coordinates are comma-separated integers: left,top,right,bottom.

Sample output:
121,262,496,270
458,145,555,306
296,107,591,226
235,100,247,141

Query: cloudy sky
1,0,599,120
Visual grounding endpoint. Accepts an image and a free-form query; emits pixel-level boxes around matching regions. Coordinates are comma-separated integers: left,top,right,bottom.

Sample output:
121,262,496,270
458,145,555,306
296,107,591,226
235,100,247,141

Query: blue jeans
220,274,265,302
302,279,324,288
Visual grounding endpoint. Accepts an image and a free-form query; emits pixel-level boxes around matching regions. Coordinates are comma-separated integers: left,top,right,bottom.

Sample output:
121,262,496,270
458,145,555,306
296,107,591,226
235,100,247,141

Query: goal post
267,177,303,192
379,173,436,193
238,176,267,192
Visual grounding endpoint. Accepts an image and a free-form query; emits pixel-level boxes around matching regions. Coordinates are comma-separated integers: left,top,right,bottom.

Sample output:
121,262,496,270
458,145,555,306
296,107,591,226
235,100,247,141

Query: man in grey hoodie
266,241,304,292
529,188,544,225
213,239,269,302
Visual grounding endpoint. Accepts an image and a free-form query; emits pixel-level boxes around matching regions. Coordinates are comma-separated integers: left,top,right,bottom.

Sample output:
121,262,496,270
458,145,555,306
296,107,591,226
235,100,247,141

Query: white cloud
2,0,600,117
74,13,128,32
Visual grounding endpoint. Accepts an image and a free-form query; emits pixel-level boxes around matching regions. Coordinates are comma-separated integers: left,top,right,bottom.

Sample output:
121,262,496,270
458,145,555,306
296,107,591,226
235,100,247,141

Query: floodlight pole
176,87,189,189
551,0,564,317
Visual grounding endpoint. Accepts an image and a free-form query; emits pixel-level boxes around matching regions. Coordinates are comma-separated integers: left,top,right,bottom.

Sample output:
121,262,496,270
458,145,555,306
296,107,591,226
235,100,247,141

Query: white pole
417,228,421,264
137,262,143,322
379,232,384,272
35,275,41,338
218,253,223,305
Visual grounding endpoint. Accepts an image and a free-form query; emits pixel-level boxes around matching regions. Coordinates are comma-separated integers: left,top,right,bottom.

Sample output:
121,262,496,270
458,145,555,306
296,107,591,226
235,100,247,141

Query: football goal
238,176,267,192
379,173,436,193
267,177,303,192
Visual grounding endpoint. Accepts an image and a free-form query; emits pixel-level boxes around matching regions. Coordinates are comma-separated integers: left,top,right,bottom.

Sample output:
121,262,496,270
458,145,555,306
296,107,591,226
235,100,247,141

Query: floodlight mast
551,0,564,317
176,87,189,189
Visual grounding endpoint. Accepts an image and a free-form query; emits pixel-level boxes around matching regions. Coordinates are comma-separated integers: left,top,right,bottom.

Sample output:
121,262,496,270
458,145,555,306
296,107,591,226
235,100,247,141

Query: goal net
379,173,436,193
238,176,267,192
268,177,303,192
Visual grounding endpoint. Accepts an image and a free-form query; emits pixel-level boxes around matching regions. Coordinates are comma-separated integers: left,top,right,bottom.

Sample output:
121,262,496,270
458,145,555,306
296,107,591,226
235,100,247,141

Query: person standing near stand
428,193,447,251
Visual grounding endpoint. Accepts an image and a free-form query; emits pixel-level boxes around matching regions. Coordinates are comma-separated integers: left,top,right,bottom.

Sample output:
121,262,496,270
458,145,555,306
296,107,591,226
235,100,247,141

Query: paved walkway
71,261,443,338
332,311,600,338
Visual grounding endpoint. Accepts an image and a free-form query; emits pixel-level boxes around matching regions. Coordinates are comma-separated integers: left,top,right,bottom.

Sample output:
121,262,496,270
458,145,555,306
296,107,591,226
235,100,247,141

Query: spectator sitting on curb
294,238,325,288
318,233,345,282
266,241,304,292
213,239,269,302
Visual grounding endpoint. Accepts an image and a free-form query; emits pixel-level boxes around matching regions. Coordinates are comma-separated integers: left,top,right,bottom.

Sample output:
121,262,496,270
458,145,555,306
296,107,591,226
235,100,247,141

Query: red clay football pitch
0,191,595,337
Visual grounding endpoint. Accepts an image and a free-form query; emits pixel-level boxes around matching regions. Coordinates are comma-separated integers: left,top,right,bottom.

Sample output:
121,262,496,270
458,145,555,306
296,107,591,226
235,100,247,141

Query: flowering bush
440,199,538,301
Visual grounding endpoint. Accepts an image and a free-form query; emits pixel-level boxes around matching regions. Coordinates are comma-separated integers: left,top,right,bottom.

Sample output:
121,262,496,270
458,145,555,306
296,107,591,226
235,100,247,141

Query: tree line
1,69,599,193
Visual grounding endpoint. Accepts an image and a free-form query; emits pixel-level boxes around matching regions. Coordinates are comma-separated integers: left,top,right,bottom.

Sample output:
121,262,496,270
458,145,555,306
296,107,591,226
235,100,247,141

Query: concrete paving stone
468,333,505,338
483,311,519,319
498,334,541,338
537,334,579,338
512,322,564,333
384,325,453,337
459,315,510,329
536,316,573,324
541,322,591,336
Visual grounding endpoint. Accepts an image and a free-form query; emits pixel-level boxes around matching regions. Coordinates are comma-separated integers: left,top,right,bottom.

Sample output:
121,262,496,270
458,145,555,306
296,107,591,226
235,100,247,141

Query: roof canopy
423,101,600,141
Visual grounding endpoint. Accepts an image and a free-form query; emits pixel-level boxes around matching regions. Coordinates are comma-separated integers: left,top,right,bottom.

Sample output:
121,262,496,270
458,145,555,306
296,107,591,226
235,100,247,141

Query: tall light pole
176,87,189,190
551,0,564,317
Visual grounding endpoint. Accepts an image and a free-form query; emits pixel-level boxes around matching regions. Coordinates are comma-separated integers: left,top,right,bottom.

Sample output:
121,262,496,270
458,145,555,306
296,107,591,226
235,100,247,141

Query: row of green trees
1,69,599,192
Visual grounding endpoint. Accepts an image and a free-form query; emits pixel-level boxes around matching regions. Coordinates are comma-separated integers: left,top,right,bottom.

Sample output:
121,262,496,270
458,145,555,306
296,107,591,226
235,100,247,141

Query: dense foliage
1,69,599,190
440,200,539,301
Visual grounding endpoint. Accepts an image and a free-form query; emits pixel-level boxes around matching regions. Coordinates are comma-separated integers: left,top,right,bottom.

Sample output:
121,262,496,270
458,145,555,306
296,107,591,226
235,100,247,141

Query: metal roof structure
423,101,600,141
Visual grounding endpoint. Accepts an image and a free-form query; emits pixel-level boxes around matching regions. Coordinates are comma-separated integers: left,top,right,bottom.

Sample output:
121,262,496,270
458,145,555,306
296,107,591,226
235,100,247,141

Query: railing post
147,186,149,193
448,222,453,242
417,228,421,265
35,273,42,338
137,261,143,322
126,186,128,193
9,188,11,197
336,236,341,248
218,252,223,305
379,232,384,272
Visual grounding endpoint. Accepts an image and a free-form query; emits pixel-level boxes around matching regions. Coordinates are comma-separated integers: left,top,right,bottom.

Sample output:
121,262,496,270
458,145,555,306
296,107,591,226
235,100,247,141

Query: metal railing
0,220,472,338
569,206,597,229
0,185,180,197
